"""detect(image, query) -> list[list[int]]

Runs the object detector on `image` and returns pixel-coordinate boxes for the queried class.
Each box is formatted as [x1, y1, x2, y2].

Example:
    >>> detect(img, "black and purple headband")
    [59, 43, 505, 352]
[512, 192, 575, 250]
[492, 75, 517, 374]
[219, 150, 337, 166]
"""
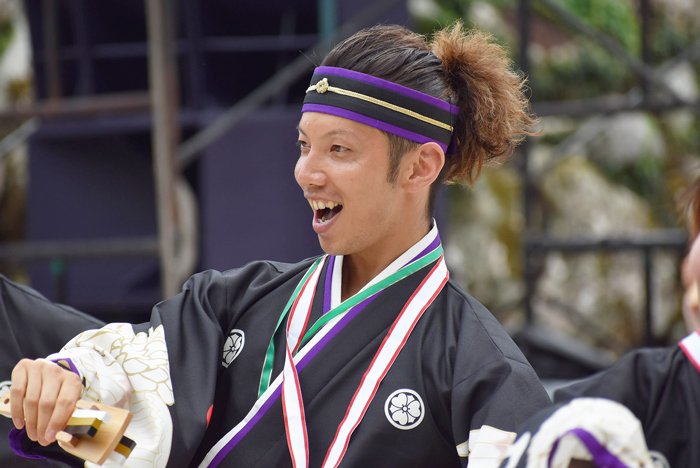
[302, 66, 459, 152]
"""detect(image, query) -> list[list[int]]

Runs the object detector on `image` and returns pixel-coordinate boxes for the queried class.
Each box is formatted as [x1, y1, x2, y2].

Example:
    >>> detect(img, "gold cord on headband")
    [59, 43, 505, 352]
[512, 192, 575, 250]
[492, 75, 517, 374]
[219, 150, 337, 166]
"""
[306, 78, 453, 132]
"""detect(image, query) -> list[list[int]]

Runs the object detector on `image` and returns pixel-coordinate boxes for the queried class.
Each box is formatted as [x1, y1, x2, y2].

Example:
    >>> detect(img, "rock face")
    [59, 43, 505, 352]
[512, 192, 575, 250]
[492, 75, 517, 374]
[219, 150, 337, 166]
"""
[446, 156, 685, 355]
[446, 165, 525, 323]
[536, 157, 680, 351]
[540, 157, 655, 236]
[588, 113, 666, 165]
[420, 0, 697, 361]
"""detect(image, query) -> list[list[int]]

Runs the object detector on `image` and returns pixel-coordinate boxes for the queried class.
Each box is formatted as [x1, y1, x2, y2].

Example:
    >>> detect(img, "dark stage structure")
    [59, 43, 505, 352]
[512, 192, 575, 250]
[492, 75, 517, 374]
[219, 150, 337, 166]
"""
[9, 0, 410, 322]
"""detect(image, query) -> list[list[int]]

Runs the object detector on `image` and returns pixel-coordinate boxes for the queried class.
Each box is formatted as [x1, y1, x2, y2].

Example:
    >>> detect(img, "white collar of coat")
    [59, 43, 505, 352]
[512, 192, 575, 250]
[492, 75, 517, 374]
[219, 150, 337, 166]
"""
[330, 222, 439, 311]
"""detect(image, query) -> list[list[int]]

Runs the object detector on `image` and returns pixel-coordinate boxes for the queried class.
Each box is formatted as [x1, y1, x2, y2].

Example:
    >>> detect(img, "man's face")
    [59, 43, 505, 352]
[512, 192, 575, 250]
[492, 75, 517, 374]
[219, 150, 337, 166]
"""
[294, 112, 406, 257]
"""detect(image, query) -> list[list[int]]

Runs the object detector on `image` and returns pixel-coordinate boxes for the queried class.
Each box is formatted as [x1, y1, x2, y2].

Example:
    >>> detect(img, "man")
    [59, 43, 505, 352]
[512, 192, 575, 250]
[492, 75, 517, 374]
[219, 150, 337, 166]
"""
[9, 23, 550, 468]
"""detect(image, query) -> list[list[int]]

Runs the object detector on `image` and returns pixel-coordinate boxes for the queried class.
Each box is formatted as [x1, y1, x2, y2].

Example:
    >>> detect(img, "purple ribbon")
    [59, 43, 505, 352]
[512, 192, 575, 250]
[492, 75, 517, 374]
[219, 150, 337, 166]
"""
[323, 255, 336, 315]
[547, 428, 632, 468]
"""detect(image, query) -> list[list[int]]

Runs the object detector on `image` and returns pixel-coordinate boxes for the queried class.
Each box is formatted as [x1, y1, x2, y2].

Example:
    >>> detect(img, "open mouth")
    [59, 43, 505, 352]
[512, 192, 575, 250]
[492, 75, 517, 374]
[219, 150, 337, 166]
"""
[310, 200, 344, 224]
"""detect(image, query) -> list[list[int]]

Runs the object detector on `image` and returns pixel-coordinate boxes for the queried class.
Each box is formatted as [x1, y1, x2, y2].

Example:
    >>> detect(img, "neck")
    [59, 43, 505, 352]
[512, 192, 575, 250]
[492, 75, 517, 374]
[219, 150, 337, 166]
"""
[340, 219, 431, 302]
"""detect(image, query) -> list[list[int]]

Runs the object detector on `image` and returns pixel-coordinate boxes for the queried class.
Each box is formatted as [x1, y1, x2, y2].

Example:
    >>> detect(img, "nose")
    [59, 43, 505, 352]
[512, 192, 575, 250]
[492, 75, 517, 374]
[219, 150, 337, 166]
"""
[295, 148, 326, 190]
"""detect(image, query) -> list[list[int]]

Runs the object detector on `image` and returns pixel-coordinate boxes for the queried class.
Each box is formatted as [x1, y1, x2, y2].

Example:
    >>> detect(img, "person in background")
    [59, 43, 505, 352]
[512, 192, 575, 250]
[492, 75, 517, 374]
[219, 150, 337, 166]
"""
[680, 177, 700, 332]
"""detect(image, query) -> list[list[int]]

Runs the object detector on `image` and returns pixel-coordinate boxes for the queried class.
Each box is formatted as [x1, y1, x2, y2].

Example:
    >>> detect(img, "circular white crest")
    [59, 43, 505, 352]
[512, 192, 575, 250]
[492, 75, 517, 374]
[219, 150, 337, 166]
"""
[384, 388, 424, 430]
[222, 329, 245, 368]
[0, 380, 11, 395]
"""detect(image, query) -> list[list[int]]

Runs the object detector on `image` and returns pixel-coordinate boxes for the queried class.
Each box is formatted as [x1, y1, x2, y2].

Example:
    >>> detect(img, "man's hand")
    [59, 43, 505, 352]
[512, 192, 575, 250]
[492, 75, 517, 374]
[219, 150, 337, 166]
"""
[10, 359, 82, 446]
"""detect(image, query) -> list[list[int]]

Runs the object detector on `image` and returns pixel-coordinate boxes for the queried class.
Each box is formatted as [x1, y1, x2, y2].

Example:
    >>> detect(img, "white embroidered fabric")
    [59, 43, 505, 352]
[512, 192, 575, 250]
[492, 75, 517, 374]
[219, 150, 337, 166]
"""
[465, 425, 517, 468]
[48, 323, 174, 468]
[521, 398, 653, 468]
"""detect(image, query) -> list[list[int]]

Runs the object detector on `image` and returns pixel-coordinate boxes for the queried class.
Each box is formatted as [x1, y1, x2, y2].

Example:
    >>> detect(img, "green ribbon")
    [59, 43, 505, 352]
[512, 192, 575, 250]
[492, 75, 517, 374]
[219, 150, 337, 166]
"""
[258, 256, 325, 397]
[257, 244, 443, 398]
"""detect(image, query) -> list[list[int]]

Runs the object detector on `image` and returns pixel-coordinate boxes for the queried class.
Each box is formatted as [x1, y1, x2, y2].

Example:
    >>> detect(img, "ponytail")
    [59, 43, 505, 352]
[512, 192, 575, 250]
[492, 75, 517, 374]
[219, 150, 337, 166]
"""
[431, 21, 538, 186]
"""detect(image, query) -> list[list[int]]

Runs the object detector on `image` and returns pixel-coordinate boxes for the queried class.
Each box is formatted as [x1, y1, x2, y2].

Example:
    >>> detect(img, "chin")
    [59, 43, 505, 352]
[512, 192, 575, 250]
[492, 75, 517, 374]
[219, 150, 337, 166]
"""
[317, 236, 349, 257]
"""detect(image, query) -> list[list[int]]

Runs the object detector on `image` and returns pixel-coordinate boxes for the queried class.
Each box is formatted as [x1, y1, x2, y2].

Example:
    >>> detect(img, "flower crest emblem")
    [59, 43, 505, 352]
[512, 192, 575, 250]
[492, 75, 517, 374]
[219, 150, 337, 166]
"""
[222, 329, 245, 368]
[384, 388, 424, 430]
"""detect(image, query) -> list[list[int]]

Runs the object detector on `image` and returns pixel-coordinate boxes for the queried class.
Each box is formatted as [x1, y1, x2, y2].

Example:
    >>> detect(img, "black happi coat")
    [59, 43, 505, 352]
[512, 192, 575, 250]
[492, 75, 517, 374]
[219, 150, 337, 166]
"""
[152, 258, 550, 468]
[554, 345, 700, 467]
[15, 258, 550, 467]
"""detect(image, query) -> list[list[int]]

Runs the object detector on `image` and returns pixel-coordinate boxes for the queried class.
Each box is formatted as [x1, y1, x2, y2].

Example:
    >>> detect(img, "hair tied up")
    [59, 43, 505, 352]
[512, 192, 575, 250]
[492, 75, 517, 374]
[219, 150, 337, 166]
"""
[431, 20, 538, 186]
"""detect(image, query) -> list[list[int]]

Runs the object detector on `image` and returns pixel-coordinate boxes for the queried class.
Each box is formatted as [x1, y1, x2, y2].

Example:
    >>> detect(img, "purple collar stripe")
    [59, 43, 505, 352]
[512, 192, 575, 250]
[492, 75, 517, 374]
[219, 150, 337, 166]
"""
[301, 103, 449, 152]
[207, 291, 381, 467]
[548, 428, 632, 468]
[408, 232, 441, 267]
[315, 67, 458, 115]
[323, 256, 336, 315]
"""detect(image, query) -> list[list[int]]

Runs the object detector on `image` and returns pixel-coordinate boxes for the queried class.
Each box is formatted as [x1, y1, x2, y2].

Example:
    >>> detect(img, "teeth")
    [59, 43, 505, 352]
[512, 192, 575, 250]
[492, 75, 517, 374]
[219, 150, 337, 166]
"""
[307, 200, 340, 211]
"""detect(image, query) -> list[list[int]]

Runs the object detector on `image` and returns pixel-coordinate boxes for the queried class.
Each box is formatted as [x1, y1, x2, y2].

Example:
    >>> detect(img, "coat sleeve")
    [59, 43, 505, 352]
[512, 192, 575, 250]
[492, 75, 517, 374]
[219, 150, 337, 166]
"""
[0, 274, 105, 468]
[13, 260, 307, 468]
[552, 348, 664, 423]
[0, 273, 104, 369]
[447, 290, 552, 468]
[26, 269, 231, 468]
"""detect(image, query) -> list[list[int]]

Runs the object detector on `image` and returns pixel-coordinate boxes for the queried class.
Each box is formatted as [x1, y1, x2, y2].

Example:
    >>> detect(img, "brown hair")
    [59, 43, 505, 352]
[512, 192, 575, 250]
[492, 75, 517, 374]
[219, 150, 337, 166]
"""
[321, 22, 537, 214]
[679, 177, 700, 240]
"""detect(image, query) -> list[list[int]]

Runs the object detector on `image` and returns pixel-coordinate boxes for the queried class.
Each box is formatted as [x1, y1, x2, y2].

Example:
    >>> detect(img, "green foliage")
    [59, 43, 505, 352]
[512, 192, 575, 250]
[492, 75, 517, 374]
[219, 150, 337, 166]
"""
[0, 19, 13, 59]
[413, 0, 467, 36]
[531, 40, 635, 100]
[648, 14, 696, 65]
[542, 0, 640, 54]
[598, 153, 678, 227]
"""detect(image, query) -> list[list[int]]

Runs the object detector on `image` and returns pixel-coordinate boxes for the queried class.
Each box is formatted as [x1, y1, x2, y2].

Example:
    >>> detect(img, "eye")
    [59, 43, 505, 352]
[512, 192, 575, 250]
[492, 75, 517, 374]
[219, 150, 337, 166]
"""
[296, 140, 310, 153]
[331, 145, 347, 153]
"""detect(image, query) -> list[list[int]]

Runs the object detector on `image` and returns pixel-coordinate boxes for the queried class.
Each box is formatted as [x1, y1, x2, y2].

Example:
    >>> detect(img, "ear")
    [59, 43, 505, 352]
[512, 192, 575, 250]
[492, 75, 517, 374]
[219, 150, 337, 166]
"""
[400, 142, 445, 193]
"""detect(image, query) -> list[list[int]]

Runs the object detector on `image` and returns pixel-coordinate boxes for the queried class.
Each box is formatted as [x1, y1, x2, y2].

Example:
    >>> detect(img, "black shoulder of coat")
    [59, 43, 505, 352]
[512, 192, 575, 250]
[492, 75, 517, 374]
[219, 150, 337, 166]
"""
[0, 273, 104, 327]
[178, 257, 321, 312]
[442, 278, 532, 367]
[553, 345, 689, 422]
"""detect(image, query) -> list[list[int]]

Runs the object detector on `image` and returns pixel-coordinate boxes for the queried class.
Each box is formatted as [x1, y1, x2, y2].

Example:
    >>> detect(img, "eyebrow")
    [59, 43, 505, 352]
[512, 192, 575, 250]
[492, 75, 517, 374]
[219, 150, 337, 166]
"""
[296, 125, 360, 140]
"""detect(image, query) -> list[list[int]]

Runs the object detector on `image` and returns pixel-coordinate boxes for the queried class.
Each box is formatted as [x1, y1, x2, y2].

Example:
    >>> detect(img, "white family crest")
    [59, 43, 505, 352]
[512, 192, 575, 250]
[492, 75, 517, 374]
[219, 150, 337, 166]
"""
[222, 329, 245, 368]
[384, 388, 424, 430]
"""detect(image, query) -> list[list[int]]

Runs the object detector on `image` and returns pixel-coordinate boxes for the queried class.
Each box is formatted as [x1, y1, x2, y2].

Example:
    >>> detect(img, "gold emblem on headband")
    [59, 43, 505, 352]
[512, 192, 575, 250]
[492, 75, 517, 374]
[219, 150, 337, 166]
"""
[316, 78, 329, 94]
